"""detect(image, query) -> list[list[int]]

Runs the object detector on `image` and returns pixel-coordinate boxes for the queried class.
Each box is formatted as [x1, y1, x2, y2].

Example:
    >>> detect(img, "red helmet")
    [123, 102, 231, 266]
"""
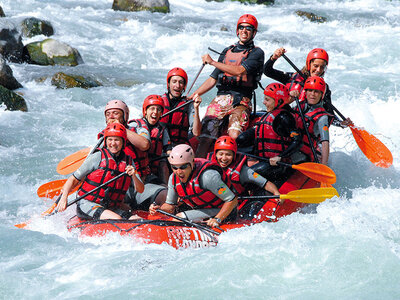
[142, 94, 164, 116]
[105, 99, 129, 124]
[306, 48, 329, 71]
[167, 67, 188, 90]
[237, 14, 258, 31]
[104, 122, 127, 147]
[264, 83, 290, 108]
[214, 135, 237, 155]
[304, 76, 326, 99]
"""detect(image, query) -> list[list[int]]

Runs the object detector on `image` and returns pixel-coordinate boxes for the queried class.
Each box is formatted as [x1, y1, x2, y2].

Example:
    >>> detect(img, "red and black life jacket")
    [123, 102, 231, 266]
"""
[144, 118, 169, 174]
[219, 45, 259, 89]
[254, 109, 292, 158]
[295, 102, 333, 162]
[160, 93, 190, 145]
[172, 158, 230, 209]
[77, 148, 132, 208]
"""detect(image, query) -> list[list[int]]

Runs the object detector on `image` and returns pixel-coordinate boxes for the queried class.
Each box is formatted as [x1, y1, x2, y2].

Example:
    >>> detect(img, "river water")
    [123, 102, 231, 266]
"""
[1, 0, 400, 298]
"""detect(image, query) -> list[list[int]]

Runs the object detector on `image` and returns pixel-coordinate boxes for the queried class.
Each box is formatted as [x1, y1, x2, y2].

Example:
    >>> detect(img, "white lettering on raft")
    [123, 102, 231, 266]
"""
[166, 227, 218, 248]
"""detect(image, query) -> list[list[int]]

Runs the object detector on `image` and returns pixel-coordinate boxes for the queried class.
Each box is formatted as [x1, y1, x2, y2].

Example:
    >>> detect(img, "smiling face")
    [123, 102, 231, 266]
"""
[306, 89, 323, 105]
[309, 58, 327, 77]
[215, 149, 234, 168]
[237, 22, 255, 44]
[106, 136, 124, 155]
[168, 75, 185, 98]
[105, 108, 124, 125]
[145, 105, 163, 125]
[171, 163, 193, 183]
[263, 95, 276, 112]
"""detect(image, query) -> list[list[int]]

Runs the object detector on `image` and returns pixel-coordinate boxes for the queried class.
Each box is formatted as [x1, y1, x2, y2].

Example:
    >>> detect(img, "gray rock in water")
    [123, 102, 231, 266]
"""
[51, 72, 102, 89]
[0, 6, 5, 17]
[296, 10, 327, 23]
[112, 0, 170, 13]
[21, 17, 54, 38]
[23, 38, 84, 66]
[0, 85, 27, 111]
[0, 20, 24, 63]
[205, 0, 274, 4]
[0, 56, 22, 90]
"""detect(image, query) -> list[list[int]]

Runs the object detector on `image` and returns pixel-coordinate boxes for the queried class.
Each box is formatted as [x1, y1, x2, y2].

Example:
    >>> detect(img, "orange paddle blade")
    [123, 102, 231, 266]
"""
[350, 126, 393, 168]
[281, 187, 339, 204]
[56, 147, 91, 175]
[292, 162, 336, 184]
[37, 179, 79, 199]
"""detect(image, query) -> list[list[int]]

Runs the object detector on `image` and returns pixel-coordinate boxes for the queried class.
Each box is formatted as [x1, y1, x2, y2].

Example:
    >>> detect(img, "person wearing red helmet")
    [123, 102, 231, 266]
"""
[57, 123, 144, 220]
[236, 83, 304, 184]
[263, 47, 335, 111]
[149, 144, 238, 228]
[191, 14, 264, 158]
[294, 76, 333, 165]
[210, 136, 280, 197]
[160, 67, 202, 146]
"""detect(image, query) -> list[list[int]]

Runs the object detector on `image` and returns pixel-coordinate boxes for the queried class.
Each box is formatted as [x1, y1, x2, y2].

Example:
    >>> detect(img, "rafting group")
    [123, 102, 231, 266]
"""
[16, 14, 393, 240]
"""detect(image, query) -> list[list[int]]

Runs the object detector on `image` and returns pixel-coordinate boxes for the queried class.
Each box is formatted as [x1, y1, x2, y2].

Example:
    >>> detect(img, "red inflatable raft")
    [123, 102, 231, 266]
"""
[67, 171, 320, 249]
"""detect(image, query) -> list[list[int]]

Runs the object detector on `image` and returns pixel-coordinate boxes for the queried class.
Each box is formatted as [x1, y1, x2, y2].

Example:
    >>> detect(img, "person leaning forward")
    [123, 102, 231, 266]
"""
[190, 14, 264, 158]
[57, 123, 144, 220]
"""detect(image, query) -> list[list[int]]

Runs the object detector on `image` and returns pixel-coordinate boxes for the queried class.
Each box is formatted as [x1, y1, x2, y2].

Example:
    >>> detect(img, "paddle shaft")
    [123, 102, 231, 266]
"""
[160, 63, 205, 119]
[156, 209, 221, 236]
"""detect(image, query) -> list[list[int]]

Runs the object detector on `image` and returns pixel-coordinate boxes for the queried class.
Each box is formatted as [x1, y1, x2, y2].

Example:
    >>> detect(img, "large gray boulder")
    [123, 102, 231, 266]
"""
[112, 0, 170, 13]
[23, 38, 83, 66]
[0, 57, 22, 90]
[0, 6, 5, 17]
[0, 85, 27, 111]
[0, 20, 24, 63]
[21, 17, 54, 38]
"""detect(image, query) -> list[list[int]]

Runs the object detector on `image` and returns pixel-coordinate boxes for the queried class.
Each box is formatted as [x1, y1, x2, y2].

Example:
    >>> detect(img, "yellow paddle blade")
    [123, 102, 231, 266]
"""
[292, 162, 336, 184]
[56, 147, 91, 175]
[350, 125, 393, 168]
[37, 179, 79, 199]
[280, 187, 339, 204]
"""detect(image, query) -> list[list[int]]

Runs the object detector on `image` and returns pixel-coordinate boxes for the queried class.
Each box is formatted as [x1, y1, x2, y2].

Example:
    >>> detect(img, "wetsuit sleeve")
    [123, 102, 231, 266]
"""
[165, 174, 179, 205]
[129, 122, 151, 141]
[239, 165, 268, 188]
[263, 56, 293, 84]
[314, 115, 330, 142]
[236, 127, 256, 148]
[241, 47, 264, 75]
[72, 151, 101, 181]
[199, 169, 236, 202]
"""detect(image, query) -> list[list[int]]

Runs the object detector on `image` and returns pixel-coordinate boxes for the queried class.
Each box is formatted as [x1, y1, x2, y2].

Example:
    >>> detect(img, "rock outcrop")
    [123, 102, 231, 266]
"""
[0, 20, 24, 62]
[21, 17, 54, 38]
[51, 72, 102, 89]
[112, 0, 170, 13]
[0, 85, 27, 111]
[0, 57, 22, 90]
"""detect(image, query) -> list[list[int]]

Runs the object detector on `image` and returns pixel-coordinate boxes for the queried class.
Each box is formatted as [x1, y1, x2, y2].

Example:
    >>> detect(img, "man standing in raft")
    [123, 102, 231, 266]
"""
[191, 14, 264, 157]
[57, 123, 144, 220]
[149, 144, 238, 228]
[160, 67, 202, 146]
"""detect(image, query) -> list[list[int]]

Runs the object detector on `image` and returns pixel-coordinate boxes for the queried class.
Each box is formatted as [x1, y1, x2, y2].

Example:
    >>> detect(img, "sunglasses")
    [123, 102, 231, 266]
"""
[171, 163, 191, 171]
[238, 25, 254, 31]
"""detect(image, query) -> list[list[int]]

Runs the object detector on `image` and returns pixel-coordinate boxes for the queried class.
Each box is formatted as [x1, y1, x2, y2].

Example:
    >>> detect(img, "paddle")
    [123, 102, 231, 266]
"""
[156, 209, 221, 236]
[238, 187, 339, 204]
[160, 63, 205, 119]
[57, 137, 104, 175]
[281, 54, 393, 168]
[37, 179, 80, 199]
[15, 171, 128, 229]
[238, 152, 336, 184]
[331, 104, 393, 168]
